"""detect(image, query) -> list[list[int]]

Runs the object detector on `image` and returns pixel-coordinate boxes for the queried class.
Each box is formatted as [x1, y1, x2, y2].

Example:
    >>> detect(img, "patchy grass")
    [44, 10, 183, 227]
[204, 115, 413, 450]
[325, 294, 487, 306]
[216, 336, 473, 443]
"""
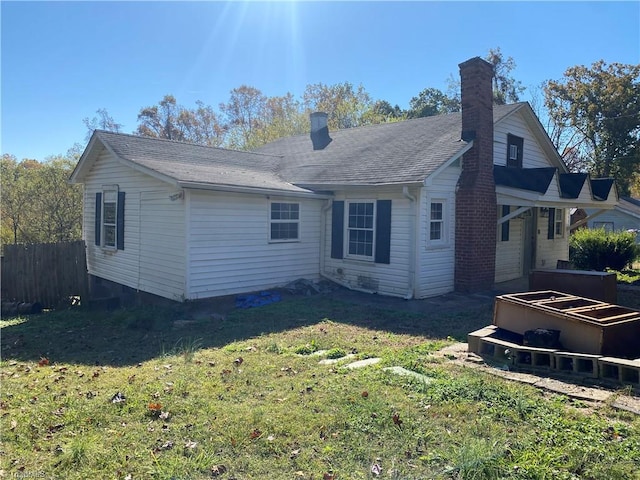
[1, 294, 639, 479]
[614, 268, 640, 285]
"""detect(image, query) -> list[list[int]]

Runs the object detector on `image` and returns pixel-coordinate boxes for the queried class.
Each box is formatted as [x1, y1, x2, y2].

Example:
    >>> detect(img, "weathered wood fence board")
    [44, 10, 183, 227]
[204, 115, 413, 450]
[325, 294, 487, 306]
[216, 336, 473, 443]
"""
[1, 241, 89, 308]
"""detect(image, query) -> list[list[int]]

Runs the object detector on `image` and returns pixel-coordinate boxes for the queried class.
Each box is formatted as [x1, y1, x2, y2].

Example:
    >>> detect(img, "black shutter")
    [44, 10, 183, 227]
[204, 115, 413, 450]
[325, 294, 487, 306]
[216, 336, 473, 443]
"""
[331, 201, 344, 259]
[375, 200, 392, 264]
[95, 192, 102, 246]
[501, 205, 510, 242]
[547, 208, 555, 240]
[117, 192, 125, 250]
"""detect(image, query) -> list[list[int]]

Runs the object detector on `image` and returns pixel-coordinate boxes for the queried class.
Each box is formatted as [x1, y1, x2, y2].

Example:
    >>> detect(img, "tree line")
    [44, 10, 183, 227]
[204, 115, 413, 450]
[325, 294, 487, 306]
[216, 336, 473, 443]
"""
[2, 48, 638, 245]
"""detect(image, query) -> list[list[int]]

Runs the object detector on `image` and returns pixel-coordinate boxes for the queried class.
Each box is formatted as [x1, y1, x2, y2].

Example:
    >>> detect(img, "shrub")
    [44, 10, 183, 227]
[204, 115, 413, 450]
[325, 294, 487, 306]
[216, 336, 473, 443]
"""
[570, 228, 639, 271]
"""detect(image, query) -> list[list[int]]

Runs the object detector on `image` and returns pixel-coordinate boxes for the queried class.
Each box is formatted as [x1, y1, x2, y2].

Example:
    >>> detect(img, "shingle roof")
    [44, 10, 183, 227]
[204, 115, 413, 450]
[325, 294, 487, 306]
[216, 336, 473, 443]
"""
[559, 173, 589, 199]
[93, 131, 311, 194]
[255, 103, 525, 186]
[80, 103, 527, 191]
[494, 165, 557, 193]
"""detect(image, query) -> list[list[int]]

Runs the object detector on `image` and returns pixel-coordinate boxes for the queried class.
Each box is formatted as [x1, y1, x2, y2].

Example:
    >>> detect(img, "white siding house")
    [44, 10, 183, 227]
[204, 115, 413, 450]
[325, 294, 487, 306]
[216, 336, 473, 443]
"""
[71, 57, 618, 302]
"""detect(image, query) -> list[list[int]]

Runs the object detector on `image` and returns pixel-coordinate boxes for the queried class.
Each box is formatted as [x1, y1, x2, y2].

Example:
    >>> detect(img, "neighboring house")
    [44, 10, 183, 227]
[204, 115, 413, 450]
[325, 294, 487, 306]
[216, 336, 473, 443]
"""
[584, 197, 640, 242]
[70, 57, 617, 302]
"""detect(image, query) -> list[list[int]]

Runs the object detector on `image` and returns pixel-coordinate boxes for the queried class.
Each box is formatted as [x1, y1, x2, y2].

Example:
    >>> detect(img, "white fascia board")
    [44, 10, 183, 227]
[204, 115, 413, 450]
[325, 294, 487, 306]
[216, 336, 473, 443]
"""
[69, 134, 102, 183]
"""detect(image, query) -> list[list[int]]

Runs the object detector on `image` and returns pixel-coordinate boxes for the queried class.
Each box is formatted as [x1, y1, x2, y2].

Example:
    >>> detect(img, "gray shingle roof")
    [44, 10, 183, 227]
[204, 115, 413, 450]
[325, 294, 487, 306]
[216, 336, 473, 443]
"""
[94, 130, 311, 194]
[256, 103, 524, 186]
[85, 103, 526, 191]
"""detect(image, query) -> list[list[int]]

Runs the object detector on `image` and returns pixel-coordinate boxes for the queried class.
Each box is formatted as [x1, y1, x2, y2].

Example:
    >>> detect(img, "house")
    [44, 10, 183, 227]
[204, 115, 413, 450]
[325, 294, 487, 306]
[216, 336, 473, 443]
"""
[583, 197, 640, 242]
[70, 57, 618, 302]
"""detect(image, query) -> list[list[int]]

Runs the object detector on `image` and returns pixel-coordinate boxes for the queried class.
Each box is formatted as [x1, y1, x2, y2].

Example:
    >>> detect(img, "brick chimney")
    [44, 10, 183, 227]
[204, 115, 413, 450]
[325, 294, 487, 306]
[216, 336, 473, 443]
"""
[310, 112, 331, 150]
[454, 57, 497, 292]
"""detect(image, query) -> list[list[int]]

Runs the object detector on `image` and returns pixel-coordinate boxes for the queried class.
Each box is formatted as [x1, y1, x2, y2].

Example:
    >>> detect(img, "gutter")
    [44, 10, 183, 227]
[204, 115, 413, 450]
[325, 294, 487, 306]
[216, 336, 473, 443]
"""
[177, 181, 332, 199]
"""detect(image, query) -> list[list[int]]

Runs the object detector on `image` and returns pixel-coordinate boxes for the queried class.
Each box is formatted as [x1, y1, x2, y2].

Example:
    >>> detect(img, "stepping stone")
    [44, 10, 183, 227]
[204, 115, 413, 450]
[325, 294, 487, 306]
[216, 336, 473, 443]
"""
[383, 366, 433, 384]
[345, 358, 381, 369]
[318, 354, 356, 365]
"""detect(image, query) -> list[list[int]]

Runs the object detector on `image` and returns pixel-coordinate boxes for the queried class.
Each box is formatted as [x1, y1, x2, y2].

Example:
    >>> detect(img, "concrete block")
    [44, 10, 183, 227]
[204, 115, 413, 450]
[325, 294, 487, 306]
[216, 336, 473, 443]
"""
[553, 351, 601, 378]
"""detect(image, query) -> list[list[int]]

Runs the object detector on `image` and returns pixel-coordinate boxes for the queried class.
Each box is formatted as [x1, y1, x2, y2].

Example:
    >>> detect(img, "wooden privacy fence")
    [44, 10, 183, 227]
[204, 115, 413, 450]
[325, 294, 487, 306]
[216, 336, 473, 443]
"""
[1, 240, 89, 308]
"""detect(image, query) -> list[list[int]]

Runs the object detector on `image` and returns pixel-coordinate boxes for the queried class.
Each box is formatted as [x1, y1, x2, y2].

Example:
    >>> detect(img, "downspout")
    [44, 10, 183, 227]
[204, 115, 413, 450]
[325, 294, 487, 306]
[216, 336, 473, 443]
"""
[319, 198, 333, 281]
[403, 186, 417, 300]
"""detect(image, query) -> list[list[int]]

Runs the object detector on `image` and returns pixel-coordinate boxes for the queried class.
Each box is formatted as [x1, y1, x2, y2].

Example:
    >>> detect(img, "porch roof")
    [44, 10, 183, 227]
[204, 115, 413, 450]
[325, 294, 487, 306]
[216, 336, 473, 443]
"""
[494, 165, 618, 210]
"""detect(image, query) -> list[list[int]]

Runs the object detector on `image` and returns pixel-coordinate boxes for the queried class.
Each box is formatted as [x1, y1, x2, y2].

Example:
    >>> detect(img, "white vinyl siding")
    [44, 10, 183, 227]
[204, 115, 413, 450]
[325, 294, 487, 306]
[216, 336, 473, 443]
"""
[495, 215, 524, 282]
[536, 208, 569, 268]
[188, 192, 322, 299]
[138, 191, 186, 300]
[494, 114, 551, 168]
[323, 188, 412, 298]
[417, 164, 459, 298]
[83, 149, 186, 299]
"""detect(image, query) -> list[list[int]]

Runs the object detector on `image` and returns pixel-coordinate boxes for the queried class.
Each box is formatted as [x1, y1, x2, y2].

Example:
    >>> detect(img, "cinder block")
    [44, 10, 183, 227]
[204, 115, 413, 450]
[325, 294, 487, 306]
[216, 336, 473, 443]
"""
[467, 325, 498, 354]
[511, 345, 558, 370]
[478, 337, 519, 363]
[553, 351, 601, 378]
[599, 357, 640, 386]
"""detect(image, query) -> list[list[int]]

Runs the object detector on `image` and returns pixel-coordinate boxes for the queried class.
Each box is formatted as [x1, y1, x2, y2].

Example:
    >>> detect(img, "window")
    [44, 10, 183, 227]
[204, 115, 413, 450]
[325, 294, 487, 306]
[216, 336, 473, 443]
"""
[95, 188, 125, 250]
[102, 190, 117, 247]
[331, 200, 391, 264]
[554, 208, 564, 238]
[547, 207, 564, 240]
[347, 202, 375, 257]
[506, 134, 524, 168]
[593, 221, 614, 233]
[270, 202, 299, 241]
[429, 202, 444, 241]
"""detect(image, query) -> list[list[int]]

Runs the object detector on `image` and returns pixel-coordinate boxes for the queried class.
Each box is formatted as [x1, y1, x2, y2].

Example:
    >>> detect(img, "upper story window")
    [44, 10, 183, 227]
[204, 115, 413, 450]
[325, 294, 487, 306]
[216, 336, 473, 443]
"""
[506, 134, 524, 168]
[270, 202, 299, 241]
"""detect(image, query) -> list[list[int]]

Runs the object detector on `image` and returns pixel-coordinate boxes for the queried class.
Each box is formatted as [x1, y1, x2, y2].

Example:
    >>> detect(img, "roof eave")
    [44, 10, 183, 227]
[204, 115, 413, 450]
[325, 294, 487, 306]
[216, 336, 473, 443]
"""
[177, 181, 330, 199]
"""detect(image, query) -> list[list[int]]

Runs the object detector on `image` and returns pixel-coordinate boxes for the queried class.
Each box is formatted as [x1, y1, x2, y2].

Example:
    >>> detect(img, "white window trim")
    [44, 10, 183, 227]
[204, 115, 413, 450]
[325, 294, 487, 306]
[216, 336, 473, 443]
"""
[268, 201, 300, 243]
[426, 197, 448, 248]
[344, 200, 376, 261]
[593, 221, 614, 232]
[101, 185, 119, 250]
[554, 208, 565, 239]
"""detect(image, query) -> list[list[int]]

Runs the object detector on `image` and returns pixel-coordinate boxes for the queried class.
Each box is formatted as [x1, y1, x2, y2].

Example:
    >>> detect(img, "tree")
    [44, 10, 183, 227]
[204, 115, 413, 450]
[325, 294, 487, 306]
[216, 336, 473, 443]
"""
[544, 61, 640, 195]
[446, 47, 525, 106]
[406, 87, 459, 118]
[136, 95, 185, 141]
[136, 95, 225, 146]
[83, 108, 122, 141]
[303, 82, 373, 130]
[255, 93, 308, 146]
[486, 47, 525, 105]
[1, 153, 82, 244]
[219, 86, 267, 150]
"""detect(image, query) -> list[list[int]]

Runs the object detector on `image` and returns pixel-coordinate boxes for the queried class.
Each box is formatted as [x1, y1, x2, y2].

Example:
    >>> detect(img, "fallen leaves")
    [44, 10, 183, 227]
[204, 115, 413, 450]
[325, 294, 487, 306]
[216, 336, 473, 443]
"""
[392, 412, 403, 427]
[111, 392, 126, 404]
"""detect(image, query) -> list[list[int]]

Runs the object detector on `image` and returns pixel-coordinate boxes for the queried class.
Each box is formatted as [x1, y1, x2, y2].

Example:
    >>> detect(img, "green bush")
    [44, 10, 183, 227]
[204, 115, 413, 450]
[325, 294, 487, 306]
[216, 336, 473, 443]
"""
[569, 228, 639, 271]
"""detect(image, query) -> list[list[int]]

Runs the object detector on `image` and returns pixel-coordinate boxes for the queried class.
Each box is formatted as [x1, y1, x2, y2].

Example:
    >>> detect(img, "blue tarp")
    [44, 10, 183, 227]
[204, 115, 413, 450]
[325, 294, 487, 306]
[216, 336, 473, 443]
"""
[235, 291, 282, 309]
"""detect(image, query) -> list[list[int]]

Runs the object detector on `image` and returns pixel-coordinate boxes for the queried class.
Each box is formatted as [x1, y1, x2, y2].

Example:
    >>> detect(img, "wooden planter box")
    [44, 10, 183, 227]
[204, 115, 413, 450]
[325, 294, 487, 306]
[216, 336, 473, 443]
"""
[493, 291, 640, 358]
[529, 269, 617, 303]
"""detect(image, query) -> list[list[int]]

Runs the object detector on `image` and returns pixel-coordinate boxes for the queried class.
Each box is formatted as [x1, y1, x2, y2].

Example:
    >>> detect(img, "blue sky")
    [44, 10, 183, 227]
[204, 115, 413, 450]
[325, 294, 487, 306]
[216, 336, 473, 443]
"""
[2, 1, 639, 162]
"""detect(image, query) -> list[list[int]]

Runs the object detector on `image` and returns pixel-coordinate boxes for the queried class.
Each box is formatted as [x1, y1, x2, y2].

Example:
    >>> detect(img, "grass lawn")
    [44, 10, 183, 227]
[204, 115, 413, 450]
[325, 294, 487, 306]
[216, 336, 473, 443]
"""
[1, 293, 639, 479]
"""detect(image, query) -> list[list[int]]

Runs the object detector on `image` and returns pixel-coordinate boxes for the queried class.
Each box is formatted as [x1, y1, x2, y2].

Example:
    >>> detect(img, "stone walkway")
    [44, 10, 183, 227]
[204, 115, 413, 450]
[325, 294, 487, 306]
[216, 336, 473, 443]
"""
[325, 343, 640, 415]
